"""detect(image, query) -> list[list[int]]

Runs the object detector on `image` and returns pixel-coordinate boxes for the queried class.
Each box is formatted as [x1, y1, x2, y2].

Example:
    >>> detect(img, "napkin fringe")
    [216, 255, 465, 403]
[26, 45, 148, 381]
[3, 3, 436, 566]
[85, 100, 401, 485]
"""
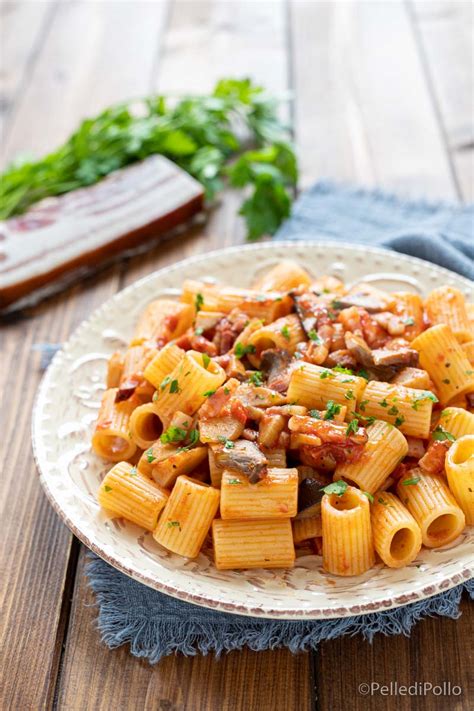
[87, 556, 473, 663]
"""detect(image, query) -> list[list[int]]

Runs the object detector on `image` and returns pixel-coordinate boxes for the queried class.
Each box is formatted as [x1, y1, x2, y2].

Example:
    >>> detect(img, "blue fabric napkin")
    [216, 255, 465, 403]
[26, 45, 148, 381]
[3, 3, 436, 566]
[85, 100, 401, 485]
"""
[38, 182, 474, 663]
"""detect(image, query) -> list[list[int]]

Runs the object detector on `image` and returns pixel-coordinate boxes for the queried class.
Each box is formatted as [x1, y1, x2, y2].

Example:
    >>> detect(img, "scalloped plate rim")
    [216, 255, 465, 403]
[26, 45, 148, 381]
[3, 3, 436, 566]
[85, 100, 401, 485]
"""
[32, 241, 474, 619]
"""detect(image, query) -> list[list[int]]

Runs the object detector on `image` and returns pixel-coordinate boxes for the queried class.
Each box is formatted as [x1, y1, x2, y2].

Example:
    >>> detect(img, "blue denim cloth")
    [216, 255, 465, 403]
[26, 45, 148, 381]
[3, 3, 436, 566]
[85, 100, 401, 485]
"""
[39, 182, 474, 662]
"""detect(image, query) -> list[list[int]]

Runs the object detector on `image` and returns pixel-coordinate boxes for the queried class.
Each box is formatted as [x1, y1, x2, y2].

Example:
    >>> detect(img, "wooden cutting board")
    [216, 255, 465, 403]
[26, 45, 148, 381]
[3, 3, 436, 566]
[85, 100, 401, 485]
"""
[0, 155, 204, 311]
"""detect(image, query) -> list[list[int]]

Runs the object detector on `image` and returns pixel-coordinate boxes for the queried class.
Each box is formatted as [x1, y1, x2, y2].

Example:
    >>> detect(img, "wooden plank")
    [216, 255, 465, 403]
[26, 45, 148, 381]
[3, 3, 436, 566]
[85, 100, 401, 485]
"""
[0, 0, 55, 143]
[57, 3, 313, 709]
[409, 1, 473, 199]
[0, 3, 169, 709]
[316, 599, 473, 711]
[290, 0, 456, 199]
[1, 0, 169, 166]
[56, 548, 312, 711]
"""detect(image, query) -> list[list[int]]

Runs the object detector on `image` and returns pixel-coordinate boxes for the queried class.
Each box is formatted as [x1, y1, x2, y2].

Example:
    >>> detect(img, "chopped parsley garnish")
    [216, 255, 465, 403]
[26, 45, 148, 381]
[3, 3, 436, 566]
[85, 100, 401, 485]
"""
[412, 391, 438, 410]
[160, 426, 188, 444]
[319, 369, 334, 380]
[203, 389, 216, 397]
[357, 413, 376, 426]
[331, 299, 343, 310]
[394, 416, 405, 427]
[323, 400, 341, 421]
[177, 429, 200, 452]
[281, 325, 291, 341]
[218, 436, 235, 449]
[345, 419, 359, 436]
[333, 365, 354, 375]
[104, 485, 112, 492]
[249, 371, 263, 386]
[403, 317, 415, 326]
[146, 448, 156, 463]
[195, 327, 204, 336]
[432, 425, 456, 442]
[129, 467, 138, 477]
[227, 479, 241, 485]
[160, 375, 171, 391]
[223, 387, 230, 395]
[308, 329, 322, 344]
[202, 353, 211, 369]
[167, 521, 181, 529]
[388, 405, 399, 415]
[377, 497, 393, 507]
[169, 379, 180, 394]
[357, 369, 370, 380]
[379, 398, 389, 408]
[234, 342, 256, 359]
[467, 370, 474, 375]
[320, 480, 348, 496]
[402, 476, 421, 486]
[309, 409, 321, 419]
[195, 292, 204, 312]
[363, 491, 374, 503]
[344, 390, 355, 400]
[359, 399, 368, 412]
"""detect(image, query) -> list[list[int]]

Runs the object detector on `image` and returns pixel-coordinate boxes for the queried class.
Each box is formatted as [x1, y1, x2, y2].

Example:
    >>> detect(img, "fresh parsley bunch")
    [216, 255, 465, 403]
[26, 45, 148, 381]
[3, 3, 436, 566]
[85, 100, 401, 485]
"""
[0, 78, 297, 240]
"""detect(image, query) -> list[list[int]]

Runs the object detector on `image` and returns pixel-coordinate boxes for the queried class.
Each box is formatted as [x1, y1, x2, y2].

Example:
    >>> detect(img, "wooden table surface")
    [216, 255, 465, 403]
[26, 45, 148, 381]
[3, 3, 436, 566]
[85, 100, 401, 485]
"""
[1, 1, 472, 709]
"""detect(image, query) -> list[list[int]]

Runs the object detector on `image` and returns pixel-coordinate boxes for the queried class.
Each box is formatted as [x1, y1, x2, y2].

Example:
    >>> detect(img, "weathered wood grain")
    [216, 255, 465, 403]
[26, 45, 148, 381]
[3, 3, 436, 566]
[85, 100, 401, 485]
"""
[289, 0, 456, 199]
[316, 598, 473, 711]
[410, 0, 473, 199]
[1, 0, 169, 166]
[56, 548, 313, 711]
[0, 0, 55, 144]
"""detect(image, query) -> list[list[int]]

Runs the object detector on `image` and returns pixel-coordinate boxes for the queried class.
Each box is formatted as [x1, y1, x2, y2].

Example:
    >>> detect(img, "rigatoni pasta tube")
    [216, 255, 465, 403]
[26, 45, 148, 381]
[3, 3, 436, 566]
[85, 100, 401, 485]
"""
[437, 407, 474, 439]
[106, 351, 124, 388]
[220, 468, 298, 520]
[360, 381, 435, 438]
[462, 340, 474, 364]
[321, 486, 375, 576]
[131, 299, 193, 346]
[424, 286, 472, 343]
[390, 291, 424, 341]
[335, 420, 408, 494]
[120, 344, 157, 397]
[143, 343, 185, 389]
[129, 403, 164, 449]
[254, 260, 312, 291]
[153, 351, 226, 423]
[212, 519, 295, 570]
[411, 325, 474, 404]
[151, 446, 208, 489]
[287, 364, 366, 418]
[292, 515, 322, 544]
[247, 314, 305, 367]
[98, 462, 169, 530]
[371, 492, 422, 568]
[396, 470, 465, 548]
[181, 280, 293, 322]
[445, 435, 474, 525]
[92, 389, 137, 461]
[153, 476, 220, 558]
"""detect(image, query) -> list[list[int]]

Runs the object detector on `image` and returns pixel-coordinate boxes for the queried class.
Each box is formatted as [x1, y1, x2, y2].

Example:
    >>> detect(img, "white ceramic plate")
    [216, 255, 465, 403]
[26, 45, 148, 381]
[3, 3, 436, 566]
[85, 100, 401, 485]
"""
[32, 242, 474, 618]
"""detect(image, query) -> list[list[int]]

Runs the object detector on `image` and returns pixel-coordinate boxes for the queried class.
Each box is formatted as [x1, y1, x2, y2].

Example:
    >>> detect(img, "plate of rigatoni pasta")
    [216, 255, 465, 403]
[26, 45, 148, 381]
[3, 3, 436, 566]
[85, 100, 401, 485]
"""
[32, 242, 474, 618]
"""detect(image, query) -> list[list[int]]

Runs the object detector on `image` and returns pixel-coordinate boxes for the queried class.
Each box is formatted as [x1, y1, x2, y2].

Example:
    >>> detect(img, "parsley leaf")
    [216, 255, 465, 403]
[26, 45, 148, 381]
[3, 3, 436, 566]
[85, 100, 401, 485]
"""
[363, 491, 374, 503]
[218, 436, 235, 449]
[160, 426, 188, 444]
[234, 342, 256, 359]
[402, 476, 421, 486]
[308, 329, 322, 344]
[146, 448, 156, 463]
[345, 419, 359, 436]
[333, 365, 354, 375]
[323, 400, 341, 421]
[280, 325, 291, 341]
[432, 426, 456, 442]
[202, 353, 211, 369]
[169, 379, 180, 394]
[320, 480, 348, 496]
[195, 293, 204, 312]
[249, 371, 263, 386]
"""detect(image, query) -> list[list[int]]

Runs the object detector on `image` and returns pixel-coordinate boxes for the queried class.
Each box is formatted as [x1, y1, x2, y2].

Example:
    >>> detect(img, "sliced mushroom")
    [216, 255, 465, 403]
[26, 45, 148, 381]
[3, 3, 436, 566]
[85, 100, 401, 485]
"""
[337, 284, 395, 313]
[296, 477, 325, 519]
[213, 439, 268, 483]
[344, 332, 374, 368]
[371, 347, 419, 368]
[260, 348, 293, 392]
